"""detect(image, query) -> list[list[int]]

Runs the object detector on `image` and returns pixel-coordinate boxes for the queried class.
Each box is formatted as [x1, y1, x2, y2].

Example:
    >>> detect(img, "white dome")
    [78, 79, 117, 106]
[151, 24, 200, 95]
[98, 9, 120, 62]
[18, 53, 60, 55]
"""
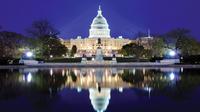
[89, 6, 111, 38]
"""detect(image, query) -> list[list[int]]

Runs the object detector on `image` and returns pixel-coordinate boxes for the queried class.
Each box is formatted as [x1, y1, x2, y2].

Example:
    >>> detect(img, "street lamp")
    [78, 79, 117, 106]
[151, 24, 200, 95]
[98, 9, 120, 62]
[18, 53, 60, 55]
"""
[169, 50, 176, 57]
[26, 51, 33, 58]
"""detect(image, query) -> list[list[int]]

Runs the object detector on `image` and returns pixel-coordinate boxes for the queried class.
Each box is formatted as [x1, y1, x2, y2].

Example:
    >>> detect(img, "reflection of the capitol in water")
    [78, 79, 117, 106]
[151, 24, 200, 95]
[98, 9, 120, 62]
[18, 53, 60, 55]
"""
[18, 67, 181, 112]
[89, 68, 112, 112]
[65, 68, 180, 112]
[71, 68, 122, 112]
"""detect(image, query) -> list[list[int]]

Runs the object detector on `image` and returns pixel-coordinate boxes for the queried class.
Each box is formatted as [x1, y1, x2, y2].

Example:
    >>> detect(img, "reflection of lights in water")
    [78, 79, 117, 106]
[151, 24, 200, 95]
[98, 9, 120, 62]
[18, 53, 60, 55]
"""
[119, 87, 123, 93]
[109, 77, 111, 82]
[66, 70, 69, 75]
[22, 75, 26, 81]
[102, 76, 105, 82]
[144, 87, 152, 99]
[133, 69, 136, 75]
[22, 72, 32, 83]
[77, 87, 82, 93]
[92, 69, 95, 73]
[50, 69, 53, 76]
[80, 76, 84, 85]
[115, 75, 118, 81]
[143, 68, 146, 75]
[62, 69, 65, 76]
[169, 72, 175, 80]
[27, 72, 32, 83]
[105, 69, 108, 76]
[144, 87, 152, 92]
[49, 88, 52, 97]
[74, 69, 78, 76]
[181, 67, 184, 73]
[95, 83, 98, 88]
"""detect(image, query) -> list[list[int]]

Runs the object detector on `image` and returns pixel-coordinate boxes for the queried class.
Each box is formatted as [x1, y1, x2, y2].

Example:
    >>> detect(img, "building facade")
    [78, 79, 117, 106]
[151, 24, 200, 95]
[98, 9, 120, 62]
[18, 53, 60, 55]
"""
[62, 6, 131, 57]
[61, 6, 153, 57]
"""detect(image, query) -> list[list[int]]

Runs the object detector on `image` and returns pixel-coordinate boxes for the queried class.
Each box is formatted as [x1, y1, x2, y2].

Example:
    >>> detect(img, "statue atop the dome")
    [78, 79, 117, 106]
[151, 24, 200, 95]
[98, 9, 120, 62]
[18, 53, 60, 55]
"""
[98, 5, 102, 15]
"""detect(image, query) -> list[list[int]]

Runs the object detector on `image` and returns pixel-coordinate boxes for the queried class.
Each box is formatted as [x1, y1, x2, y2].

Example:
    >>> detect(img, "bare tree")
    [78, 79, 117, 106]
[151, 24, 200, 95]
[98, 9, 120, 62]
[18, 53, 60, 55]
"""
[27, 19, 59, 38]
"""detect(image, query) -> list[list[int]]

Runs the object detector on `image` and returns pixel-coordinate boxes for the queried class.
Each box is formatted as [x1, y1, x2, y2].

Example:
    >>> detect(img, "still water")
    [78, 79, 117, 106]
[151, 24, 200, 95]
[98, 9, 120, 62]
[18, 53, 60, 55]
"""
[0, 67, 200, 112]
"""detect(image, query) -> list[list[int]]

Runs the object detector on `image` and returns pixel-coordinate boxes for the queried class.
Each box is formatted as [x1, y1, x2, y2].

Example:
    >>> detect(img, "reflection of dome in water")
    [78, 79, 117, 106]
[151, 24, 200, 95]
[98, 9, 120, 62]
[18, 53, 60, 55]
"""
[95, 68, 104, 83]
[89, 88, 111, 112]
[89, 6, 111, 38]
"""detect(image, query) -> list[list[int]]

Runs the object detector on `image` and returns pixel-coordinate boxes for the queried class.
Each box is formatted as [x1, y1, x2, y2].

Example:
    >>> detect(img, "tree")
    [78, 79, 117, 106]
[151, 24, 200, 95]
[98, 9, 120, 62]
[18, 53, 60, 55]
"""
[25, 37, 43, 58]
[165, 28, 200, 56]
[120, 43, 146, 60]
[176, 37, 200, 56]
[132, 44, 146, 59]
[48, 37, 68, 58]
[0, 31, 27, 59]
[151, 37, 165, 57]
[120, 43, 134, 56]
[36, 35, 68, 59]
[166, 28, 190, 39]
[71, 45, 77, 57]
[27, 19, 59, 38]
[26, 20, 68, 59]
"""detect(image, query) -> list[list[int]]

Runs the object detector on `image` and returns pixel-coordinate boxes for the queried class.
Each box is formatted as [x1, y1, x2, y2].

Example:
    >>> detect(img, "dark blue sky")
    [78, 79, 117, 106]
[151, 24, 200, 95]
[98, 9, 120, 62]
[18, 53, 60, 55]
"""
[0, 0, 200, 39]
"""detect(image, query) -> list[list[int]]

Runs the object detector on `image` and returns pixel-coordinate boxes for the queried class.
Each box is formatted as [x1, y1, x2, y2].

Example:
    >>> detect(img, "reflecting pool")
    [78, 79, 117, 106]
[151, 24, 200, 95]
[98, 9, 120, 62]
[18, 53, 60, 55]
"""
[0, 67, 200, 112]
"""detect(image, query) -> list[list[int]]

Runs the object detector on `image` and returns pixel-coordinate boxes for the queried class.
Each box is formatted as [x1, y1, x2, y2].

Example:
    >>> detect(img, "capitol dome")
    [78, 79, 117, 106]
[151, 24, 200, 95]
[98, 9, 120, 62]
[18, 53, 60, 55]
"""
[89, 6, 111, 38]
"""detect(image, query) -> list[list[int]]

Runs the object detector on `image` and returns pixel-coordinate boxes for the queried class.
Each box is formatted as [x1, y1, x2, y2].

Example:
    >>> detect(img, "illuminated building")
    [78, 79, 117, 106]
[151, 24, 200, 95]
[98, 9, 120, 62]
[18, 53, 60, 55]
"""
[61, 6, 131, 56]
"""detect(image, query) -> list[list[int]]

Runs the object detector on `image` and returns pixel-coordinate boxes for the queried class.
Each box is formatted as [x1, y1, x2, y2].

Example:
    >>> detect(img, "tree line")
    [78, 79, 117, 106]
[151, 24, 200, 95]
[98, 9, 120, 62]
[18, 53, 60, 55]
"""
[0, 20, 77, 60]
[120, 28, 200, 60]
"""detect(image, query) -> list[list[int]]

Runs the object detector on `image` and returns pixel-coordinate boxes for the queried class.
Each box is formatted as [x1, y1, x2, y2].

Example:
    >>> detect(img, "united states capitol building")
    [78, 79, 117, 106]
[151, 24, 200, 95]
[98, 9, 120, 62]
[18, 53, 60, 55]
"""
[61, 6, 153, 57]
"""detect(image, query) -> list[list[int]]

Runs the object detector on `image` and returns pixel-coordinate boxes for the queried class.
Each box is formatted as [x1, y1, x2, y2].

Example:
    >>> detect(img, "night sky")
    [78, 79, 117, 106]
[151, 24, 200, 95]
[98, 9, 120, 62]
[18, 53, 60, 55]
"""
[0, 0, 200, 39]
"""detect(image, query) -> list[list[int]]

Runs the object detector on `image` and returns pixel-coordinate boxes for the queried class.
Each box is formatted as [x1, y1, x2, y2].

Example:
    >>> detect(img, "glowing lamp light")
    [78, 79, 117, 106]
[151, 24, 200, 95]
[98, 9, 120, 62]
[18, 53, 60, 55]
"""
[77, 87, 82, 93]
[92, 58, 95, 61]
[26, 52, 33, 57]
[169, 72, 175, 80]
[169, 50, 176, 57]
